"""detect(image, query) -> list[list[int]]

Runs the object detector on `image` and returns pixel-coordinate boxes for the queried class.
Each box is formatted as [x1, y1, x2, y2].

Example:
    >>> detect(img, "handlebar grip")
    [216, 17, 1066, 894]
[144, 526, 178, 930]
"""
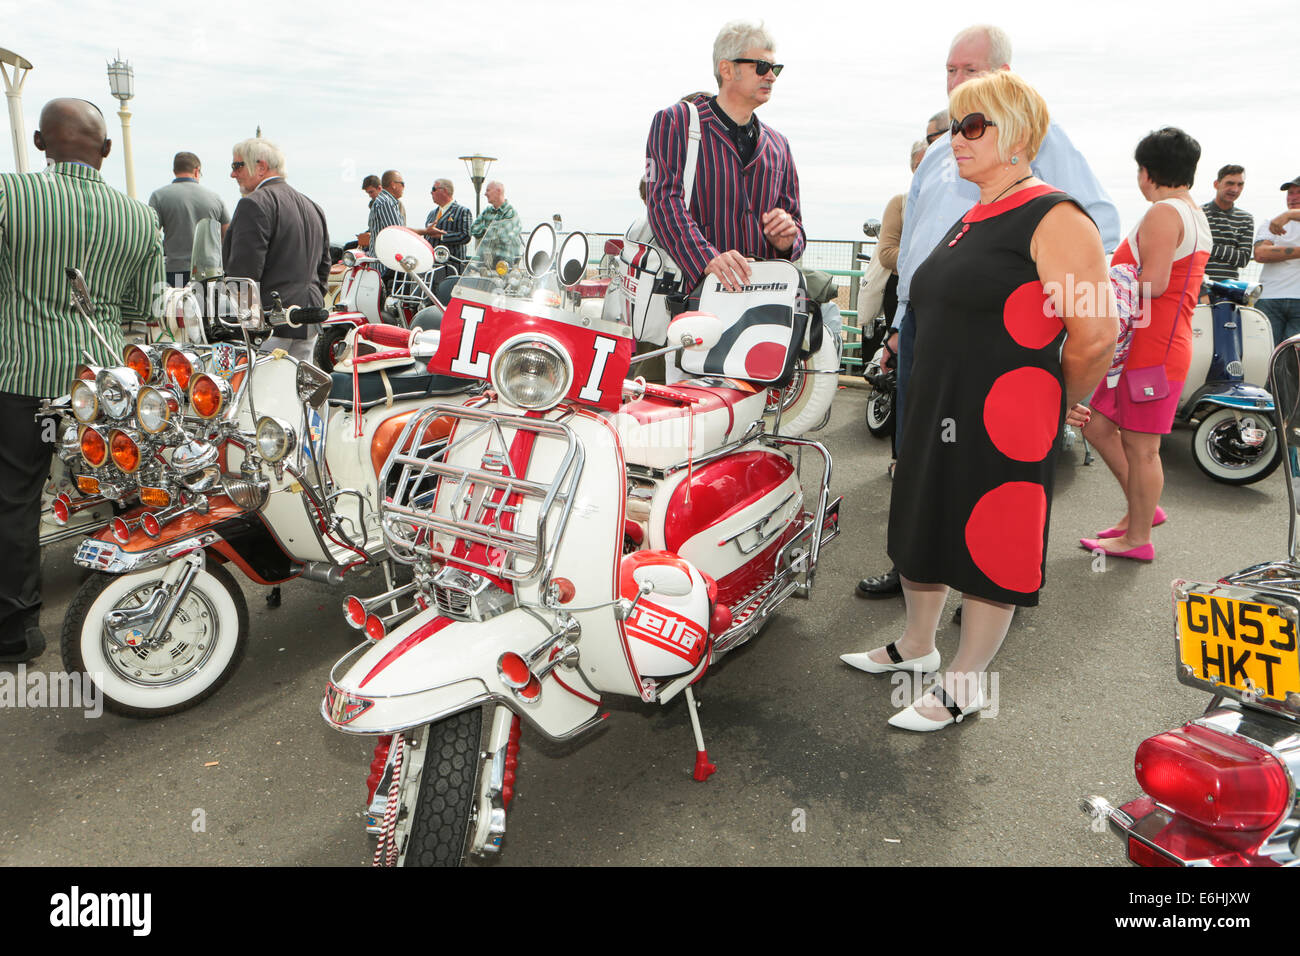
[288, 307, 330, 325]
[357, 324, 413, 348]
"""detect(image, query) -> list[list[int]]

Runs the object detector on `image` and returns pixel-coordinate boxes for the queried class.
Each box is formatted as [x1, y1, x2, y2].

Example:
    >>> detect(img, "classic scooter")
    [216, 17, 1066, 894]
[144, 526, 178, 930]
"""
[1081, 334, 1300, 866]
[1177, 279, 1279, 485]
[321, 223, 842, 866]
[54, 247, 477, 717]
[312, 228, 463, 372]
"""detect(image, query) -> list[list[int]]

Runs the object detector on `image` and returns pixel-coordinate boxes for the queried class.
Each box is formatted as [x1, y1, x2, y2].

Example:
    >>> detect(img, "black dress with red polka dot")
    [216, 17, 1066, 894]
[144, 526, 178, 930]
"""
[887, 185, 1093, 607]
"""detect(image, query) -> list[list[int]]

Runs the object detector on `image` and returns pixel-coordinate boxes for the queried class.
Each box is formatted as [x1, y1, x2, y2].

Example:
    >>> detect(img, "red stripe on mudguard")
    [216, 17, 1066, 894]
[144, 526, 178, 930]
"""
[359, 616, 454, 688]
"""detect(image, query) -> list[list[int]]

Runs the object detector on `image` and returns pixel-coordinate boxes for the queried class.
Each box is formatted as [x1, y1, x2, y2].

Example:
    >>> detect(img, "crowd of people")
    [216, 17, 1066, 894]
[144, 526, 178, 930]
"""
[1, 20, 1297, 746]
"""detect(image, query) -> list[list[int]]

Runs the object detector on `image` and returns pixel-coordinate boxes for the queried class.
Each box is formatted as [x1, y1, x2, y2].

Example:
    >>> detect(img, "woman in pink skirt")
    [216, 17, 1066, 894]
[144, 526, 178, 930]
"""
[1082, 128, 1210, 561]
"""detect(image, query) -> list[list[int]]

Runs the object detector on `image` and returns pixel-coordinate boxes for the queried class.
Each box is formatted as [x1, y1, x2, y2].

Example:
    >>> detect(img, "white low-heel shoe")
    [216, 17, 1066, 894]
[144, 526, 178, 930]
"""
[840, 642, 940, 675]
[888, 684, 987, 732]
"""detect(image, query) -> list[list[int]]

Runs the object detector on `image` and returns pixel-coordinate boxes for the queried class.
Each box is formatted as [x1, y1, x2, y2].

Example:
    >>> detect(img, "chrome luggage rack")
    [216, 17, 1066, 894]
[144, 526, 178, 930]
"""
[378, 404, 584, 583]
[388, 268, 441, 307]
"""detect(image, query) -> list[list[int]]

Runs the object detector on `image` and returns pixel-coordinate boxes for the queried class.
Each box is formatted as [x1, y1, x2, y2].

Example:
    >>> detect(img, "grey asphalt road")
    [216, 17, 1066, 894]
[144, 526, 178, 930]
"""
[0, 386, 1283, 867]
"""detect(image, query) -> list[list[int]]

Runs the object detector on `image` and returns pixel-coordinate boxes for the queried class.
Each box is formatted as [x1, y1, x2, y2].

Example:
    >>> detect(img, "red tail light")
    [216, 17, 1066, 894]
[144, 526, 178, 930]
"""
[1135, 724, 1291, 832]
[1127, 837, 1180, 867]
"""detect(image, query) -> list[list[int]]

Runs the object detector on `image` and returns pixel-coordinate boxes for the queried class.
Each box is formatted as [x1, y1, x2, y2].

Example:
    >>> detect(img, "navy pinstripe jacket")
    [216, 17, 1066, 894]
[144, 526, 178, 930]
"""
[645, 94, 805, 290]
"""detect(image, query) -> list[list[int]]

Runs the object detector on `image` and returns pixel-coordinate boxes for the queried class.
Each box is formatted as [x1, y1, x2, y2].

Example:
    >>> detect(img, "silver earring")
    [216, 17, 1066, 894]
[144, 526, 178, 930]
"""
[1010, 155, 1019, 165]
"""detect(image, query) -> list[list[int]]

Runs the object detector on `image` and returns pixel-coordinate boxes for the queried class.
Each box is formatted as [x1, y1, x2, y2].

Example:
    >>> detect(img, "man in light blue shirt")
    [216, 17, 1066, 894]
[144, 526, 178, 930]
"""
[855, 23, 1120, 600]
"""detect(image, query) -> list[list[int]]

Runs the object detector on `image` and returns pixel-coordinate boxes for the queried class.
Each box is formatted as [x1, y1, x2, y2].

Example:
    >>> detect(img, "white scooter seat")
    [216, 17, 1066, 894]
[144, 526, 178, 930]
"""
[612, 378, 768, 470]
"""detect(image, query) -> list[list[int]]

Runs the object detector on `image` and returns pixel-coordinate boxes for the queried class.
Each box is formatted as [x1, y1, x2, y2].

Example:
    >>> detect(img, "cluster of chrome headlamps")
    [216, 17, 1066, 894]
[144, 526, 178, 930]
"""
[60, 343, 241, 540]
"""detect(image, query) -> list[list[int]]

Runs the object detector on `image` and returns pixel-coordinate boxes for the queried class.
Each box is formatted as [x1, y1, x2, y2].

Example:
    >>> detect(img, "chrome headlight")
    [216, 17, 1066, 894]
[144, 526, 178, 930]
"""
[342, 250, 358, 268]
[255, 416, 296, 463]
[137, 386, 177, 434]
[491, 335, 572, 411]
[70, 379, 100, 424]
[95, 368, 139, 419]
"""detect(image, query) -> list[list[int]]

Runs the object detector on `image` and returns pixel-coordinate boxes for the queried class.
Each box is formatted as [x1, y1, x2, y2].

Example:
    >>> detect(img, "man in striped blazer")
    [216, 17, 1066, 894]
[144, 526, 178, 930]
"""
[645, 19, 804, 297]
[0, 98, 164, 663]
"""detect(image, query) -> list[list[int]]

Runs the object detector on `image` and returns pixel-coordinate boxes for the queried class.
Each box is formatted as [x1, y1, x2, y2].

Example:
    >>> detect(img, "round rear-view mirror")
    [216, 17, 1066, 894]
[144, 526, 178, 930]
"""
[557, 231, 589, 288]
[525, 223, 556, 278]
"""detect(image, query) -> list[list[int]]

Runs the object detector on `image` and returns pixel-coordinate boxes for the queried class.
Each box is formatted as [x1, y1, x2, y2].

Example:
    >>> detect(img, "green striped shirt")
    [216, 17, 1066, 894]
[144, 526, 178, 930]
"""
[0, 162, 164, 397]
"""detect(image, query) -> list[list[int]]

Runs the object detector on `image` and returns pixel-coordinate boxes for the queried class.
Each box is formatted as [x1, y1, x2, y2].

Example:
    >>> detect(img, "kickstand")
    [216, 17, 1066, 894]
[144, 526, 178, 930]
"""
[266, 586, 282, 608]
[1081, 434, 1094, 466]
[684, 686, 716, 782]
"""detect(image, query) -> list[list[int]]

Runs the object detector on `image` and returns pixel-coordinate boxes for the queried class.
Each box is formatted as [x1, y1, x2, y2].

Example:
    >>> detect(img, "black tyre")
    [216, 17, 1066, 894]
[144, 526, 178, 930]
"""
[311, 325, 351, 372]
[401, 708, 484, 867]
[61, 560, 249, 718]
[1190, 408, 1281, 486]
[866, 390, 894, 438]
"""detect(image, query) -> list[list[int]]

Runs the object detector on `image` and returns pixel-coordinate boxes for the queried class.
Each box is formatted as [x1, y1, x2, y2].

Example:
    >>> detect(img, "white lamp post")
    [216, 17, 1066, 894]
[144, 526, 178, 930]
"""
[106, 53, 136, 198]
[0, 48, 33, 173]
[458, 153, 497, 215]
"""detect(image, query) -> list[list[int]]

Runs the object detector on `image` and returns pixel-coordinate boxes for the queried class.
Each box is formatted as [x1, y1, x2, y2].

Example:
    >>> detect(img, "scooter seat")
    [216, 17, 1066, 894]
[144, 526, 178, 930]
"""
[612, 378, 768, 470]
[327, 363, 469, 410]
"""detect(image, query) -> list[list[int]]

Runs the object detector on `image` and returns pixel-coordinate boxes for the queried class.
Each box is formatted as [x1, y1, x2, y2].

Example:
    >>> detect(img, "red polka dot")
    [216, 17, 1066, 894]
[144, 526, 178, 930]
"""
[744, 342, 786, 380]
[1003, 281, 1064, 350]
[965, 482, 1046, 593]
[984, 367, 1061, 462]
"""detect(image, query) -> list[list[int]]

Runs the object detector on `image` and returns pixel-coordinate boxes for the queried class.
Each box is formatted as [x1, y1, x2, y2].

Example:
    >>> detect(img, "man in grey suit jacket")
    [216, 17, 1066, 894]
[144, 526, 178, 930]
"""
[224, 137, 330, 356]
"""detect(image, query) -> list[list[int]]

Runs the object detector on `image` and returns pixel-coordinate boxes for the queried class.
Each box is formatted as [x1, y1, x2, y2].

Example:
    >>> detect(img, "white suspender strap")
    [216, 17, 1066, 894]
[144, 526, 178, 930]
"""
[682, 100, 701, 208]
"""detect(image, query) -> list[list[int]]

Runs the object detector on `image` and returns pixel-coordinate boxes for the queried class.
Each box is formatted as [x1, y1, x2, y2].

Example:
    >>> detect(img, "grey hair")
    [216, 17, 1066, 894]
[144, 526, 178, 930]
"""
[712, 19, 776, 85]
[485, 180, 504, 192]
[232, 137, 285, 175]
[910, 140, 928, 160]
[950, 24, 1012, 70]
[433, 177, 454, 194]
[928, 109, 950, 128]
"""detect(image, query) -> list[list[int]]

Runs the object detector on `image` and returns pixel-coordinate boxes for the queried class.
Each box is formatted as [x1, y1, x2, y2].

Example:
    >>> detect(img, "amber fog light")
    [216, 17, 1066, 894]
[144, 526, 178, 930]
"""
[109, 429, 141, 473]
[162, 348, 198, 392]
[79, 426, 108, 467]
[189, 373, 231, 419]
[76, 475, 101, 495]
[139, 486, 171, 509]
[123, 344, 159, 383]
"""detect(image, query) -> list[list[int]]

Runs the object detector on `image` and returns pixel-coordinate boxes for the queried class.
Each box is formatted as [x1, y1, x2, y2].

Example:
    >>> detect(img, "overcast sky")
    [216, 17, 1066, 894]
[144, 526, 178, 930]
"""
[3, 0, 1298, 249]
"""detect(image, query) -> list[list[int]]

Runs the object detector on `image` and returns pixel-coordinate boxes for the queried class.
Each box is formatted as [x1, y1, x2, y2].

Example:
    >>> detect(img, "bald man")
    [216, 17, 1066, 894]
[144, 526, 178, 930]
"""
[0, 98, 164, 663]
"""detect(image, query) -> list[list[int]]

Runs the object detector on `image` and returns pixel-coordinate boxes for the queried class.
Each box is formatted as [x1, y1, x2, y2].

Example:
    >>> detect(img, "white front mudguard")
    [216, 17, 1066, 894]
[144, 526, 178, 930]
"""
[322, 607, 602, 741]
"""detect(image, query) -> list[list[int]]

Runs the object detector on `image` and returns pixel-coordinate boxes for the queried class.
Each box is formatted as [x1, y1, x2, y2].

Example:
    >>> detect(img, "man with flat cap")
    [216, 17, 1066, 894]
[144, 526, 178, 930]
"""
[0, 97, 164, 663]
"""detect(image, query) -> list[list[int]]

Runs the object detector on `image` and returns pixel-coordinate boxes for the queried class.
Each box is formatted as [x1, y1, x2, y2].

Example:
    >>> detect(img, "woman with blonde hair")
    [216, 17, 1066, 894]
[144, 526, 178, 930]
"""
[843, 70, 1117, 730]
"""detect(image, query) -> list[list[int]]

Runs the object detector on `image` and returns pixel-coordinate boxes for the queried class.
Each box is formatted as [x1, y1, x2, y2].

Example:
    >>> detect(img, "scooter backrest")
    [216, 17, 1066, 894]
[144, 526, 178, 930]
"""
[675, 260, 809, 386]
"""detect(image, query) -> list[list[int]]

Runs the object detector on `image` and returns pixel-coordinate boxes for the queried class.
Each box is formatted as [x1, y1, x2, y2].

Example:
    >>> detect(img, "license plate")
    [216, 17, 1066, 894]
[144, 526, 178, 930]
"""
[1174, 582, 1300, 704]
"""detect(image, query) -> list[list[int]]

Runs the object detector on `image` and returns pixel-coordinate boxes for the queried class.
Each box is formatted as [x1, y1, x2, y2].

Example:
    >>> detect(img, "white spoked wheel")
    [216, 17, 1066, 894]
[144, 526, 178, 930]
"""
[61, 561, 248, 718]
[865, 388, 894, 438]
[1190, 407, 1282, 485]
[393, 708, 487, 867]
[763, 332, 839, 436]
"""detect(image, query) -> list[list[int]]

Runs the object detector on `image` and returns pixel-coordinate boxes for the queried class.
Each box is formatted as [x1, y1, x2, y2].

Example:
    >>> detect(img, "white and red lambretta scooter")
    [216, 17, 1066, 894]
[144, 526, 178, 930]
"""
[321, 224, 841, 865]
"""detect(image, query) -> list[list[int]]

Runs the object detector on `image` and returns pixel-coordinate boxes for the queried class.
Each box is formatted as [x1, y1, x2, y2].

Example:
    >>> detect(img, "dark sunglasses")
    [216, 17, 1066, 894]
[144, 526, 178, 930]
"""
[230, 161, 246, 171]
[925, 128, 945, 144]
[951, 113, 997, 140]
[732, 58, 784, 77]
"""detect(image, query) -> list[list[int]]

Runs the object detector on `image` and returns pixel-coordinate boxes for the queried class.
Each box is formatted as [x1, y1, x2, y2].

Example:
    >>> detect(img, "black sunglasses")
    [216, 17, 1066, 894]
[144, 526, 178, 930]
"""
[732, 58, 784, 77]
[951, 113, 997, 140]
[230, 161, 246, 171]
[925, 128, 945, 144]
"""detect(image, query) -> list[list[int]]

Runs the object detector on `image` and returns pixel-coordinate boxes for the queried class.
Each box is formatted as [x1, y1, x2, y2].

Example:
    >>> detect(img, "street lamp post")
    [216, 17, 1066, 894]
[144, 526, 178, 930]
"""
[106, 53, 136, 199]
[458, 153, 497, 215]
[0, 48, 33, 173]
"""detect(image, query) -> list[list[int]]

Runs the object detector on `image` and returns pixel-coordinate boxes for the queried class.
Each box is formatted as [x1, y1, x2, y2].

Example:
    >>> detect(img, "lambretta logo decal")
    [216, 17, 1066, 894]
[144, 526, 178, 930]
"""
[713, 282, 789, 293]
[49, 886, 151, 936]
[626, 607, 704, 658]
